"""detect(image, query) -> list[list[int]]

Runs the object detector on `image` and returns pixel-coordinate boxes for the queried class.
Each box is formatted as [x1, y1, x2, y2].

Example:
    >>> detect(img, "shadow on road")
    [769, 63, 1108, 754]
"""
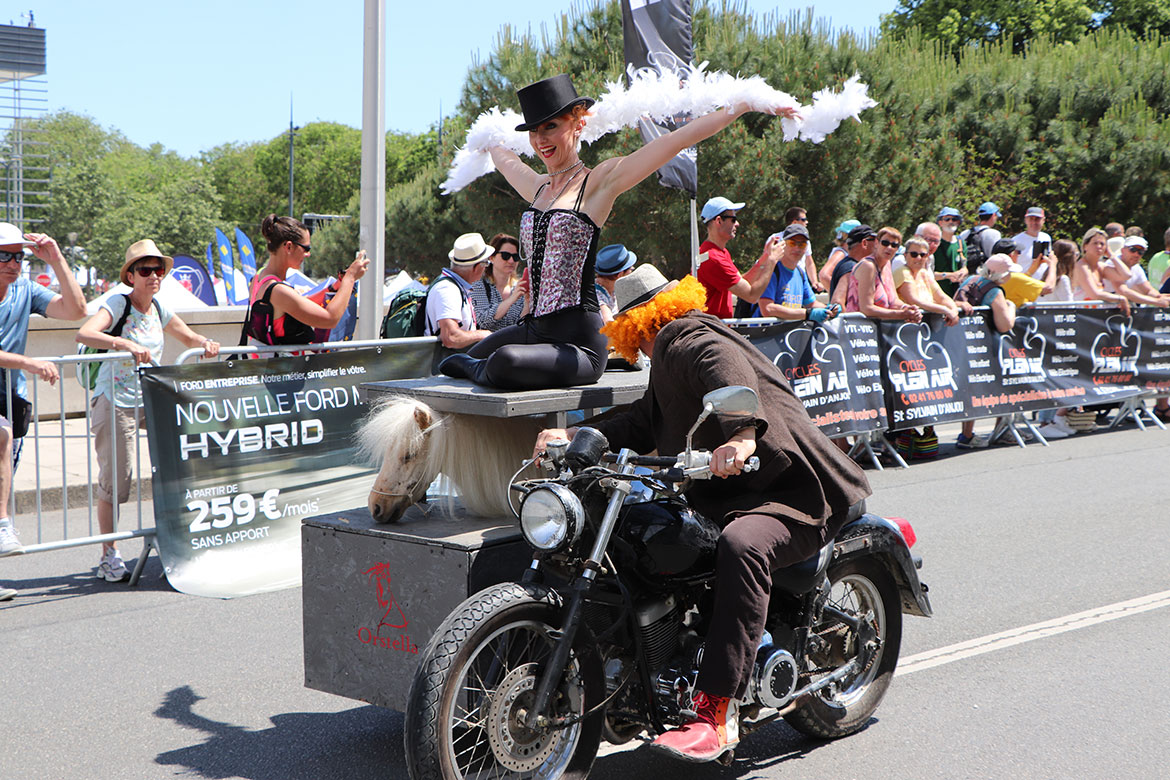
[154, 686, 404, 780]
[0, 555, 175, 609]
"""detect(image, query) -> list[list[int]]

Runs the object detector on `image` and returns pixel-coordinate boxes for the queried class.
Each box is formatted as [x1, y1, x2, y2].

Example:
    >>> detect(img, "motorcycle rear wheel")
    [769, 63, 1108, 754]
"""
[405, 583, 604, 780]
[784, 558, 902, 739]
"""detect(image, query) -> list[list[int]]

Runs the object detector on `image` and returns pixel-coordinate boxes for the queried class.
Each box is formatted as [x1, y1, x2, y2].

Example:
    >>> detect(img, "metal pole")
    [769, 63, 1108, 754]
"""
[357, 0, 386, 340]
[690, 198, 699, 278]
[288, 97, 295, 218]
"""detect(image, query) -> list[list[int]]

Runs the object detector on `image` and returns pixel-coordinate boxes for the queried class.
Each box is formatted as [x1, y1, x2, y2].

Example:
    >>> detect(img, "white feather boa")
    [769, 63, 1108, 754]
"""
[440, 66, 877, 194]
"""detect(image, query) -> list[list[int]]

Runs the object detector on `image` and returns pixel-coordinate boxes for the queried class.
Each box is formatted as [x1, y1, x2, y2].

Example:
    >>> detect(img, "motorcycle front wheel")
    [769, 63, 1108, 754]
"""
[784, 558, 902, 739]
[405, 583, 604, 780]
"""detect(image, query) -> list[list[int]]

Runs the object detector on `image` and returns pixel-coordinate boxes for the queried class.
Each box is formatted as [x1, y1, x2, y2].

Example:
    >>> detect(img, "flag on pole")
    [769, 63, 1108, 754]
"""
[621, 0, 697, 196]
[235, 227, 257, 285]
[205, 243, 216, 279]
[215, 228, 238, 304]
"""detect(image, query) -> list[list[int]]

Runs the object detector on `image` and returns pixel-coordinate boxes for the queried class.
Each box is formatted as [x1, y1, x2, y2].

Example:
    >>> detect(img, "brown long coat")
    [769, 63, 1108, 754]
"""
[593, 312, 871, 528]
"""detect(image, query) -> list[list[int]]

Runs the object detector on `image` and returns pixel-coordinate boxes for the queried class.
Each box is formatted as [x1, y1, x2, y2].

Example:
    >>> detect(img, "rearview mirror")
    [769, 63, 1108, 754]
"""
[701, 386, 758, 417]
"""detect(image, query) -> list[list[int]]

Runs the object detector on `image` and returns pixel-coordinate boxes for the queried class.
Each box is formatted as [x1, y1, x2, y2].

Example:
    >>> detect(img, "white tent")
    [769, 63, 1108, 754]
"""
[87, 275, 209, 314]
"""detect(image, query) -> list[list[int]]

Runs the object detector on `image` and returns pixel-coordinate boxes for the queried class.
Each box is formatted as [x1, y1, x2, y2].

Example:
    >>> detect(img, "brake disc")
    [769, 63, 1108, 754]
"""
[486, 662, 562, 772]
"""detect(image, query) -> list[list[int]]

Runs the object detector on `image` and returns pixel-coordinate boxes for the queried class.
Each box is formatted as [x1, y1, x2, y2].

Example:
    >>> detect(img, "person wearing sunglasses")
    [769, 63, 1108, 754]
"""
[76, 239, 221, 582]
[243, 214, 369, 348]
[0, 225, 87, 561]
[844, 227, 923, 323]
[893, 236, 969, 326]
[469, 232, 530, 332]
[755, 224, 839, 322]
[1100, 234, 1170, 308]
[695, 196, 780, 320]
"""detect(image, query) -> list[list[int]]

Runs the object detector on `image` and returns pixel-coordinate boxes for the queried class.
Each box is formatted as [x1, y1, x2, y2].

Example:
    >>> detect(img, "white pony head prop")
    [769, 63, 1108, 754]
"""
[358, 396, 540, 523]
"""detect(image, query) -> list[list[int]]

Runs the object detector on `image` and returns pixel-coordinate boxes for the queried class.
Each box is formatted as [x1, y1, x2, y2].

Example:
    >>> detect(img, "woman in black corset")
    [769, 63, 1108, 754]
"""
[439, 74, 797, 390]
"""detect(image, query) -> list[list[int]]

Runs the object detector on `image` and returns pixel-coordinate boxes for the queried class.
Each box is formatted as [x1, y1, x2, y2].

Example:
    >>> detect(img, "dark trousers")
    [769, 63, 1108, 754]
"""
[697, 505, 857, 700]
[467, 309, 606, 390]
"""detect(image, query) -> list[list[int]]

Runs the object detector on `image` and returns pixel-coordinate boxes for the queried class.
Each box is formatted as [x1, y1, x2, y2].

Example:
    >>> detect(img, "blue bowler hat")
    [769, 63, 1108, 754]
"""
[937, 206, 961, 220]
[596, 244, 637, 275]
[977, 201, 1001, 217]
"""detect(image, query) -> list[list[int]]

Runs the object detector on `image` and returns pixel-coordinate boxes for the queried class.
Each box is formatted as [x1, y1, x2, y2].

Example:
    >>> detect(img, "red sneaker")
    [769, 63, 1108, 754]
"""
[651, 691, 739, 762]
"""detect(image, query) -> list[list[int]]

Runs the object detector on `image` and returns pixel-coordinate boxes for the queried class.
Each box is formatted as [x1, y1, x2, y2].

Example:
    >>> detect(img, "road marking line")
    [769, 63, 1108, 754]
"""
[897, 588, 1170, 676]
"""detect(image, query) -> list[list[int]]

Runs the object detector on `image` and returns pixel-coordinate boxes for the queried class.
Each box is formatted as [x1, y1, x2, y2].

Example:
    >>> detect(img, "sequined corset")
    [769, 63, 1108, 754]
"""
[519, 173, 601, 318]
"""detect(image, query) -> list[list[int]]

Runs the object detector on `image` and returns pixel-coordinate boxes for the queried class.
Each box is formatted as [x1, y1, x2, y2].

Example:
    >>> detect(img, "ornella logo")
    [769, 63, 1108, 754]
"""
[1090, 315, 1140, 379]
[885, 323, 957, 396]
[997, 317, 1048, 383]
[357, 562, 417, 654]
[772, 326, 850, 400]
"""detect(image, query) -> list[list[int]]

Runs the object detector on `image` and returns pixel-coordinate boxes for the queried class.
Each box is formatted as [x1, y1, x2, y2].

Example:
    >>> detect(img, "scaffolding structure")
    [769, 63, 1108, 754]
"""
[1, 20, 49, 229]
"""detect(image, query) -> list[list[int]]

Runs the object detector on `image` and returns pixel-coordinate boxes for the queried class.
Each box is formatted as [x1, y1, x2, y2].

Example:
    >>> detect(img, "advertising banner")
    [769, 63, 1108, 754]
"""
[736, 316, 886, 437]
[140, 344, 436, 598]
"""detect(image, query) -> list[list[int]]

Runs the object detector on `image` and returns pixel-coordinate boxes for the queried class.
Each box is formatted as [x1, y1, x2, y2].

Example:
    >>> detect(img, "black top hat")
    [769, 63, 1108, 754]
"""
[514, 74, 595, 131]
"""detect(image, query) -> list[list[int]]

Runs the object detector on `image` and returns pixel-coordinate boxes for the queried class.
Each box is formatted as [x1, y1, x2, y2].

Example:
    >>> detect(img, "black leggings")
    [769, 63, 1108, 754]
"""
[467, 309, 607, 390]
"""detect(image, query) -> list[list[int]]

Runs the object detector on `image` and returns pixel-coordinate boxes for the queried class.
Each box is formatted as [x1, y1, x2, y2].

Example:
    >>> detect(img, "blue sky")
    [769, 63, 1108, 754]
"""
[4, 1, 892, 157]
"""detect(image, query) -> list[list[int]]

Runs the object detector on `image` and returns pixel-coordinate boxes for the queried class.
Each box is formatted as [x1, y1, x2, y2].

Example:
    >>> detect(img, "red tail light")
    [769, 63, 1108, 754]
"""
[887, 516, 916, 548]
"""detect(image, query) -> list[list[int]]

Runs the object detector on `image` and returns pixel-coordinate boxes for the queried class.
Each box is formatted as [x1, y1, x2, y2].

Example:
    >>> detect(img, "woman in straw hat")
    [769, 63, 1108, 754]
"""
[533, 264, 870, 763]
[76, 239, 221, 582]
[438, 73, 799, 390]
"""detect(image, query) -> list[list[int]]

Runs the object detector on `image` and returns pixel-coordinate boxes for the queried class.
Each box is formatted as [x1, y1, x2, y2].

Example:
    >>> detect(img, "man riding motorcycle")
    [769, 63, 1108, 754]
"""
[534, 265, 872, 763]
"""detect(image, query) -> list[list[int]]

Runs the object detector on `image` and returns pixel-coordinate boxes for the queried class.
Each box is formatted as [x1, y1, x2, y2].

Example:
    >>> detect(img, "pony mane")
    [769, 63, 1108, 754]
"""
[358, 395, 540, 519]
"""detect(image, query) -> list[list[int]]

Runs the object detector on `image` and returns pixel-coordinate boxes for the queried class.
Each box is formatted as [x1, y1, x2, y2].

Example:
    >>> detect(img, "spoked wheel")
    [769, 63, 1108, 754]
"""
[785, 558, 902, 739]
[406, 583, 603, 780]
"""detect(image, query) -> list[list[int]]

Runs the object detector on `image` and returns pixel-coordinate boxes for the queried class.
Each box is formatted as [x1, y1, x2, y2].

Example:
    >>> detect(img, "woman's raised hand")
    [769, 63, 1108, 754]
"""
[345, 250, 370, 280]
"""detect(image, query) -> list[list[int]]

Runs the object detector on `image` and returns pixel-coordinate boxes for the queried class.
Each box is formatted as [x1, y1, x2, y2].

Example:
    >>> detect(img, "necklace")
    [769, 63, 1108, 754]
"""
[543, 165, 586, 209]
[546, 159, 584, 178]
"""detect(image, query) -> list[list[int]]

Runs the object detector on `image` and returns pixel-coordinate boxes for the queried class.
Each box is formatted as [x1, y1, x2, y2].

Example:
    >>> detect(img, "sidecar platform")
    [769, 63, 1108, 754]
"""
[302, 501, 531, 711]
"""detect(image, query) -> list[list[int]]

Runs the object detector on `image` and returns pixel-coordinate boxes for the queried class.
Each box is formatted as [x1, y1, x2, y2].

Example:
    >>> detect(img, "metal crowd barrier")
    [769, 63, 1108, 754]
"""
[8, 336, 439, 585]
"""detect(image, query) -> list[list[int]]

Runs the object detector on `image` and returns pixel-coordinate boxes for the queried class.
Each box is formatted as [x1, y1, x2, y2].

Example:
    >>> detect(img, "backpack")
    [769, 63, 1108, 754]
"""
[76, 294, 160, 390]
[380, 277, 465, 339]
[965, 226, 990, 275]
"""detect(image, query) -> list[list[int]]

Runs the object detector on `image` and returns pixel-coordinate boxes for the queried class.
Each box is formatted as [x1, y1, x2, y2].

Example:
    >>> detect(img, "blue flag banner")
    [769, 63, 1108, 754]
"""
[235, 227, 257, 285]
[171, 255, 218, 306]
[215, 228, 238, 304]
[205, 243, 216, 279]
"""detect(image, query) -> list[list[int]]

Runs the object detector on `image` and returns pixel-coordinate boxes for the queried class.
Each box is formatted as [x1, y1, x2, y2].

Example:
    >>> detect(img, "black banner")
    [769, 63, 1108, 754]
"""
[734, 317, 886, 437]
[140, 343, 435, 598]
[736, 306, 1170, 435]
[621, 0, 697, 196]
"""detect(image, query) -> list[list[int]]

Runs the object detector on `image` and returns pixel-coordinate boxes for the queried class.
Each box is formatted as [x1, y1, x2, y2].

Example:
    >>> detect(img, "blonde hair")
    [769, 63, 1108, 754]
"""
[601, 275, 707, 362]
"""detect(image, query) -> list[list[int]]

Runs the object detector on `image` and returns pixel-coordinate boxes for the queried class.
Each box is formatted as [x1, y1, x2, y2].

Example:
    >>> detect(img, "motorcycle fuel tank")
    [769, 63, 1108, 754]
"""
[617, 500, 721, 578]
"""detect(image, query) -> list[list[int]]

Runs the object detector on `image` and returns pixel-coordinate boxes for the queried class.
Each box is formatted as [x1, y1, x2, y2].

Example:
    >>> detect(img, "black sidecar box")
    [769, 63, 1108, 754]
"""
[302, 503, 529, 711]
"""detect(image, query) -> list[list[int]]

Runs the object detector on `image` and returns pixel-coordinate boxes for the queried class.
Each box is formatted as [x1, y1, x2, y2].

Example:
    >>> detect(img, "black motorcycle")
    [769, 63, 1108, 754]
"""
[405, 386, 932, 779]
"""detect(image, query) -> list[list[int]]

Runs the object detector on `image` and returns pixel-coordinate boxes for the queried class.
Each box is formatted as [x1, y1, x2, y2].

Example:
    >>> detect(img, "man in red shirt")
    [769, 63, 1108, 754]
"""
[696, 196, 779, 318]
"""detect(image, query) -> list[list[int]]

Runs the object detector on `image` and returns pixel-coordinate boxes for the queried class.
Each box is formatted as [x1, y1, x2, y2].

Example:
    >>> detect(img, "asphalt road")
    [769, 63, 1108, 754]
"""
[3, 421, 1168, 779]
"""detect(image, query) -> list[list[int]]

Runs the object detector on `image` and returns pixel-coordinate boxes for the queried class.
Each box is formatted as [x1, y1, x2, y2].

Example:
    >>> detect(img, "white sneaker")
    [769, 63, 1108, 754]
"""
[0, 521, 24, 557]
[1037, 420, 1071, 440]
[96, 548, 128, 582]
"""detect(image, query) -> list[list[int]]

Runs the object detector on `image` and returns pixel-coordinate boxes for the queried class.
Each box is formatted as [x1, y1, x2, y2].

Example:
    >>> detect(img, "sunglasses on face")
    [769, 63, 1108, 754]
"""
[941, 217, 960, 223]
[290, 240, 311, 254]
[135, 265, 167, 277]
[907, 251, 929, 258]
[786, 238, 809, 246]
[495, 251, 519, 261]
[718, 215, 739, 224]
[0, 250, 23, 263]
[880, 239, 901, 248]
[793, 216, 808, 222]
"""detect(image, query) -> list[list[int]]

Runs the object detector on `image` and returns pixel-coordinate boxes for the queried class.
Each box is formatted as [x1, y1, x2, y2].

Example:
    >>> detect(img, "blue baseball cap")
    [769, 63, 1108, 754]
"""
[937, 207, 961, 220]
[977, 201, 1001, 217]
[701, 196, 745, 223]
[595, 244, 637, 275]
[834, 219, 860, 237]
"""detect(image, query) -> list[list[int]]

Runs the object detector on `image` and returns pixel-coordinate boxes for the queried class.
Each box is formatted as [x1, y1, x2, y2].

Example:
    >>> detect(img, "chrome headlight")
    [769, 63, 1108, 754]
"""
[519, 484, 585, 552]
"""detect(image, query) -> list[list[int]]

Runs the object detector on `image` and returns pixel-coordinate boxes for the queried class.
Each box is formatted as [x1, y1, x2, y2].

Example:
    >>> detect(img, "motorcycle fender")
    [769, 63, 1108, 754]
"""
[834, 514, 933, 618]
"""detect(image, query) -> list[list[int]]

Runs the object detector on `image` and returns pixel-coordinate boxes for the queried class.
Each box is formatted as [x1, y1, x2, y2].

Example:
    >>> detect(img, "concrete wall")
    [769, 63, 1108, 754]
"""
[25, 307, 246, 417]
